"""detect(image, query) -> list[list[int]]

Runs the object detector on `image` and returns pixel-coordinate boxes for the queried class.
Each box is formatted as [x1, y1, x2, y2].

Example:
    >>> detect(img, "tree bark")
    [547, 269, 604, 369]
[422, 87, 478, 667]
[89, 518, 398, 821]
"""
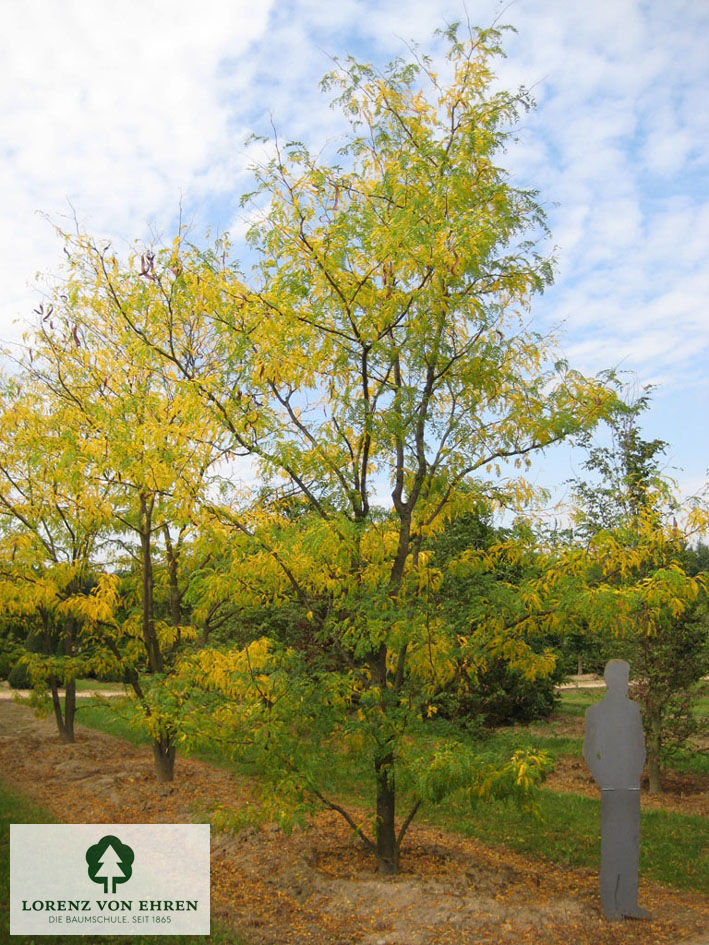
[375, 750, 398, 874]
[63, 677, 76, 743]
[62, 616, 76, 742]
[46, 613, 77, 743]
[153, 734, 176, 783]
[163, 525, 182, 630]
[139, 494, 163, 673]
[48, 676, 76, 743]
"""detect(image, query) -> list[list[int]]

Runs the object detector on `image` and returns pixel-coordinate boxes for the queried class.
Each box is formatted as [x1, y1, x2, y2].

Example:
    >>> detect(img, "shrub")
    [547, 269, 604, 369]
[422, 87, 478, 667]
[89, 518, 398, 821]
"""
[7, 659, 32, 690]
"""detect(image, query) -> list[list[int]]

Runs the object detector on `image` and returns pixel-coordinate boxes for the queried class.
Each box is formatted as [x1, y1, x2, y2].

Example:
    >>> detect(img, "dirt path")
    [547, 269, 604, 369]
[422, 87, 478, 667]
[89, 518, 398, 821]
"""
[0, 681, 126, 700]
[555, 674, 607, 690]
[0, 688, 125, 700]
[0, 702, 707, 945]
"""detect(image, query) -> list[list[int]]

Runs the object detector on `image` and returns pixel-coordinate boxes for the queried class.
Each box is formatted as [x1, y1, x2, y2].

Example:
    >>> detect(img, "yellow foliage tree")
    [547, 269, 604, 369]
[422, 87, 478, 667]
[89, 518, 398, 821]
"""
[101, 25, 617, 870]
[15, 240, 229, 780]
[0, 373, 114, 740]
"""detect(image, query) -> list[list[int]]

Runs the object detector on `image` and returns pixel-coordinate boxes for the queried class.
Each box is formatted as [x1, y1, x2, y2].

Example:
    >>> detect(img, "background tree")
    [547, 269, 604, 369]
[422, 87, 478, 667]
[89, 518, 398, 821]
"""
[0, 374, 113, 741]
[19, 241, 229, 780]
[567, 390, 708, 793]
[427, 504, 563, 726]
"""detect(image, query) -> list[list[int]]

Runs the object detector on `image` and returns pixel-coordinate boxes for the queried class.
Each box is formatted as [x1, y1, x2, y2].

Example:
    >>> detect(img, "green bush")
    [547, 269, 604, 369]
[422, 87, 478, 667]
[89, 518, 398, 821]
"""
[475, 661, 558, 725]
[431, 659, 559, 728]
[0, 644, 19, 681]
[7, 659, 32, 690]
[0, 623, 32, 680]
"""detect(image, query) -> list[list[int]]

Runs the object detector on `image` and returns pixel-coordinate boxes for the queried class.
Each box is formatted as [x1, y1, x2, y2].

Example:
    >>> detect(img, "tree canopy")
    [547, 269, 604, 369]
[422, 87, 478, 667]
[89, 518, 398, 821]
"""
[2, 23, 672, 873]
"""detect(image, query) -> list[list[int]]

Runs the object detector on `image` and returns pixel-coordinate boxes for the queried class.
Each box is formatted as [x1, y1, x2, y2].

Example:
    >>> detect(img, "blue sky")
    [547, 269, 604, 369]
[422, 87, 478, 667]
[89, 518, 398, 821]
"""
[1, 0, 707, 511]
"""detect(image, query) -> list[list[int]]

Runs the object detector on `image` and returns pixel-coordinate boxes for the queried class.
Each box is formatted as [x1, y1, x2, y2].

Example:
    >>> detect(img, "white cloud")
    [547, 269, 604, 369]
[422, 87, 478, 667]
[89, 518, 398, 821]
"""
[0, 0, 273, 343]
[1, 0, 707, 498]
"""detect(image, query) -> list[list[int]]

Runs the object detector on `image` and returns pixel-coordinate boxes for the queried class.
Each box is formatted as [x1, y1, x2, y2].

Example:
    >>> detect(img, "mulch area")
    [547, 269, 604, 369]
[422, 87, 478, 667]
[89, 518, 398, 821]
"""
[0, 701, 707, 945]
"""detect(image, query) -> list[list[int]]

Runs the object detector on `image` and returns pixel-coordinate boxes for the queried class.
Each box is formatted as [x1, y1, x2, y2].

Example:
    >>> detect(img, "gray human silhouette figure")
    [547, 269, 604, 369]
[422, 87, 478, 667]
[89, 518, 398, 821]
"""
[583, 660, 651, 921]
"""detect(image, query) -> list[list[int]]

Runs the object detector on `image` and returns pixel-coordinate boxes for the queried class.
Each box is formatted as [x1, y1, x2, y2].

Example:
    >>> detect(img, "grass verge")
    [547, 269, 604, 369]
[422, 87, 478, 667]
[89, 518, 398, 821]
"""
[435, 788, 708, 893]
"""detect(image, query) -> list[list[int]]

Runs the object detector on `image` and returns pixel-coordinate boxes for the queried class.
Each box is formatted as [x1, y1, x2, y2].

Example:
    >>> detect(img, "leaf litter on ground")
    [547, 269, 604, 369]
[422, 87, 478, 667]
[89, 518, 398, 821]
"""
[0, 701, 706, 945]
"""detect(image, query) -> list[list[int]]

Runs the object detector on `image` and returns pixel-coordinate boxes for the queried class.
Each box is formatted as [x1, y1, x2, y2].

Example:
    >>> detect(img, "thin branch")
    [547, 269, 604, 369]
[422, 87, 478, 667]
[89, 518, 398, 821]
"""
[310, 788, 377, 855]
[396, 799, 421, 848]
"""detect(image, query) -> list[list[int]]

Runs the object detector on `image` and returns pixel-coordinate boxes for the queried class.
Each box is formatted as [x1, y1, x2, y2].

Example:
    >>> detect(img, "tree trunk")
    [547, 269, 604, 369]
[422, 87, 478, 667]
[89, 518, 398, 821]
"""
[153, 734, 176, 783]
[41, 608, 75, 743]
[61, 617, 76, 742]
[375, 750, 398, 874]
[577, 653, 583, 676]
[163, 525, 182, 630]
[49, 677, 76, 743]
[47, 613, 77, 743]
[646, 717, 662, 794]
[63, 677, 76, 742]
[139, 495, 163, 673]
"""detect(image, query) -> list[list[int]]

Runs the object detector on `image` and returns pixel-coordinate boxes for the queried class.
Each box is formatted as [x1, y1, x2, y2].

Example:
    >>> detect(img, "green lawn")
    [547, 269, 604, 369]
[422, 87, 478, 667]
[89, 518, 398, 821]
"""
[0, 779, 245, 945]
[72, 693, 709, 895]
[436, 782, 708, 892]
[74, 678, 127, 693]
[558, 682, 709, 722]
[556, 687, 605, 716]
[557, 685, 709, 776]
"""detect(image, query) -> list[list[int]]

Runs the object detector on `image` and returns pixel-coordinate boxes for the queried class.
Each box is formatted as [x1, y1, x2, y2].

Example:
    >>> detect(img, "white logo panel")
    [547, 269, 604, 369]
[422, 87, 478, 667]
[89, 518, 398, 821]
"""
[11, 824, 210, 935]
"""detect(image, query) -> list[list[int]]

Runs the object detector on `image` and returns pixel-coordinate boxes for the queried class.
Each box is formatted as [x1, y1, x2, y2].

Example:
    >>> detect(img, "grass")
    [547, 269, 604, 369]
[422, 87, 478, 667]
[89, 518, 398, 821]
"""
[559, 682, 709, 721]
[557, 688, 605, 717]
[398, 714, 708, 892]
[71, 692, 709, 895]
[0, 778, 247, 945]
[75, 701, 247, 774]
[74, 698, 150, 747]
[435, 785, 708, 893]
[74, 678, 126, 693]
[663, 744, 709, 777]
[557, 685, 709, 777]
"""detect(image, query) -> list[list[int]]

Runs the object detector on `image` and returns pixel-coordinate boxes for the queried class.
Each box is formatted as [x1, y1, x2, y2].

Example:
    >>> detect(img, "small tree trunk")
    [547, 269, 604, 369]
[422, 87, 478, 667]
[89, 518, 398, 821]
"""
[153, 735, 176, 783]
[63, 677, 76, 742]
[49, 677, 75, 743]
[647, 718, 662, 795]
[375, 751, 398, 874]
[61, 617, 76, 743]
[577, 653, 583, 676]
[139, 494, 163, 674]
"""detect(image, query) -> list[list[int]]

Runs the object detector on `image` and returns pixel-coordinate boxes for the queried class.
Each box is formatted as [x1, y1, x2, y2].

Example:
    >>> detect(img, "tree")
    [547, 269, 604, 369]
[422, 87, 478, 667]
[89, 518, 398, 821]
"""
[17, 240, 229, 780]
[427, 505, 562, 726]
[0, 373, 114, 742]
[56, 25, 615, 871]
[86, 835, 134, 894]
[568, 391, 708, 793]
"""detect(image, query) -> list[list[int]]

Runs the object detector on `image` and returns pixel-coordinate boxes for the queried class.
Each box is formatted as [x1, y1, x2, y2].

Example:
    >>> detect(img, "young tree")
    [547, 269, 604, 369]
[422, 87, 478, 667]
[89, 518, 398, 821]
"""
[0, 375, 113, 741]
[568, 392, 708, 793]
[20, 244, 229, 780]
[426, 505, 562, 726]
[54, 26, 615, 869]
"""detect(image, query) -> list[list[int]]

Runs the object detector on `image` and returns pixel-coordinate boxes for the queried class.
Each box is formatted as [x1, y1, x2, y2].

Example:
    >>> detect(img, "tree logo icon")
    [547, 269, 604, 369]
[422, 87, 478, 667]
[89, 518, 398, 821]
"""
[86, 835, 134, 894]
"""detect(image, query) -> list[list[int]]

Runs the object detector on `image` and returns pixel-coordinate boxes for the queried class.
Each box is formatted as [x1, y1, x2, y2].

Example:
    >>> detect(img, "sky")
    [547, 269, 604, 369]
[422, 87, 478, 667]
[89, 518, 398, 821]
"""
[1, 0, 707, 512]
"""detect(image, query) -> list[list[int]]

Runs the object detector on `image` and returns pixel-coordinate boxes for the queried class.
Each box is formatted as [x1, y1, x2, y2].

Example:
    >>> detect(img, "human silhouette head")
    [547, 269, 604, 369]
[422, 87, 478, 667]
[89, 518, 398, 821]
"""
[604, 659, 630, 696]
